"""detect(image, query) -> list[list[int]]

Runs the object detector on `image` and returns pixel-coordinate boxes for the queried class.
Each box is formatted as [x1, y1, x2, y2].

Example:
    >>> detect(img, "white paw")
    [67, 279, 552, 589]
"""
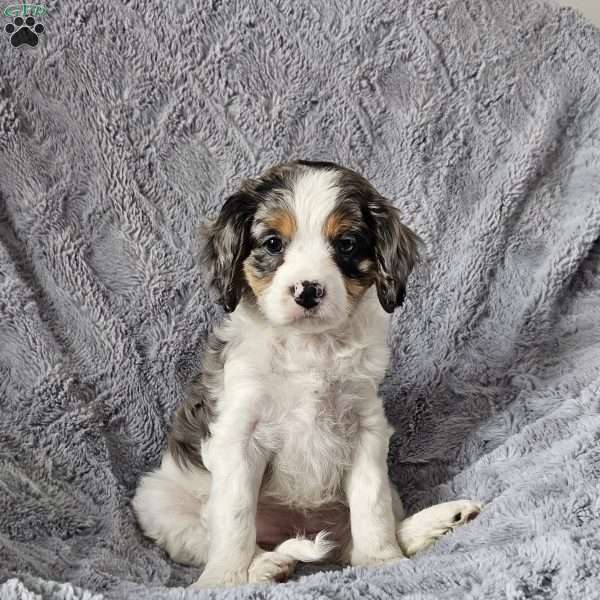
[191, 567, 248, 589]
[397, 499, 482, 556]
[430, 499, 482, 535]
[351, 544, 406, 567]
[248, 551, 296, 584]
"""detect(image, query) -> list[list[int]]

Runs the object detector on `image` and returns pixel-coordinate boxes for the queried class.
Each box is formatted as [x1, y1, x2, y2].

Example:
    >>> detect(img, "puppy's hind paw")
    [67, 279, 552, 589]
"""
[248, 551, 296, 584]
[441, 499, 482, 530]
[397, 499, 482, 557]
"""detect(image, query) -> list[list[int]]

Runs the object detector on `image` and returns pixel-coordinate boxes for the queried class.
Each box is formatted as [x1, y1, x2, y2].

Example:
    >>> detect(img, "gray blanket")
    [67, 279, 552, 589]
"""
[2, 0, 600, 598]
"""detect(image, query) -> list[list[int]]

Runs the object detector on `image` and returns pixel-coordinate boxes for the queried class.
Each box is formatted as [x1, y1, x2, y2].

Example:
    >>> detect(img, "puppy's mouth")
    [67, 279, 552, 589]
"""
[290, 306, 324, 321]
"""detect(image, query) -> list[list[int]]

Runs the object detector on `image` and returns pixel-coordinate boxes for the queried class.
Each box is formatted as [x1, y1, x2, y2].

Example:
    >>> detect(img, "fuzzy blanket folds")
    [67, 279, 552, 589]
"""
[1, 0, 600, 598]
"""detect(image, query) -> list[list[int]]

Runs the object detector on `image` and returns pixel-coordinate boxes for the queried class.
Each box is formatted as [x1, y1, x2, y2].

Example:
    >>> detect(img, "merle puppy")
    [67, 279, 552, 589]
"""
[133, 160, 481, 588]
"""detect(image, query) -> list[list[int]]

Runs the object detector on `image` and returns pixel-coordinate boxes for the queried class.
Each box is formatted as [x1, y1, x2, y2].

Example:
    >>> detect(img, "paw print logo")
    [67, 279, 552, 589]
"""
[4, 15, 45, 47]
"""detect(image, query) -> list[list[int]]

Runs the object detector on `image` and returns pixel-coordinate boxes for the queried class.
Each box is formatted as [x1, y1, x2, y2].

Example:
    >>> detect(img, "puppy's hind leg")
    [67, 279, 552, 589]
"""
[396, 500, 482, 557]
[248, 547, 297, 584]
[132, 452, 212, 566]
[248, 532, 336, 584]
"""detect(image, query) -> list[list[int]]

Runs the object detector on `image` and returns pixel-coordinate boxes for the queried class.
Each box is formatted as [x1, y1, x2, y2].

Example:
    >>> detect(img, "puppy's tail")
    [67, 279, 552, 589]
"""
[274, 530, 336, 563]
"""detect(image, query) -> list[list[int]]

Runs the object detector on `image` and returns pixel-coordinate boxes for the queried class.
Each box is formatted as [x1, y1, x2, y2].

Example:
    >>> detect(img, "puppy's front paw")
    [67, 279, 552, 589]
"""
[191, 567, 248, 589]
[351, 544, 406, 567]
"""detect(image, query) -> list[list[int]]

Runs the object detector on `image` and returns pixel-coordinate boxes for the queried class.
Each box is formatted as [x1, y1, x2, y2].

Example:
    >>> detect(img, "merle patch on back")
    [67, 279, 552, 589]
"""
[168, 332, 227, 469]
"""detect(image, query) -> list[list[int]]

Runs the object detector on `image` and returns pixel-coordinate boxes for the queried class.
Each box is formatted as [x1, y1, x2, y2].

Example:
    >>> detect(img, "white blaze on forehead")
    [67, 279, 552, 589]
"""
[290, 168, 340, 239]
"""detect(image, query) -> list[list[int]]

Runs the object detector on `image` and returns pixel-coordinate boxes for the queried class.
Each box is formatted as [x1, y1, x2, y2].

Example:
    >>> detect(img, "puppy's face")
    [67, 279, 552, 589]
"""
[201, 161, 419, 332]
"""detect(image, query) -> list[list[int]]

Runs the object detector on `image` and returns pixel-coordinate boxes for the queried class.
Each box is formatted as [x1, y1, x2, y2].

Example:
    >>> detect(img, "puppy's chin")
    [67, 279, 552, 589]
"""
[256, 296, 349, 333]
[285, 311, 341, 334]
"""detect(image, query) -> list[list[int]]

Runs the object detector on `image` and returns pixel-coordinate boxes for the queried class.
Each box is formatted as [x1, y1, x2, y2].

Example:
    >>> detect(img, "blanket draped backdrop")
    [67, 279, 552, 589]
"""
[1, 0, 600, 598]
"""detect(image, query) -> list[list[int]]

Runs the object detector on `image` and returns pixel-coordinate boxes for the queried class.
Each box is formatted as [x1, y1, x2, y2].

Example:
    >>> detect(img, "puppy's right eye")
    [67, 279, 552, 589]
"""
[335, 236, 357, 256]
[263, 235, 284, 255]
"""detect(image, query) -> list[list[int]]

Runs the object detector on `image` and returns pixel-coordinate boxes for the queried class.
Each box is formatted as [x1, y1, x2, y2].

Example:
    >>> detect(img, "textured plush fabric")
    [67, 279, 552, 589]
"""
[2, 0, 600, 598]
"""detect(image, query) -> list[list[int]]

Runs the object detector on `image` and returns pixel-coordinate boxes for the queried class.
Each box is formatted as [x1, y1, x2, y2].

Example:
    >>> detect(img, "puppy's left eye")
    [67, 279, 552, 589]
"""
[335, 236, 356, 256]
[263, 235, 284, 255]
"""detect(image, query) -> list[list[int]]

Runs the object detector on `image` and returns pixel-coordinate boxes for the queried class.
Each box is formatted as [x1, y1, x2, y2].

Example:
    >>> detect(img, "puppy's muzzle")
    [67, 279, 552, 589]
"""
[291, 280, 325, 309]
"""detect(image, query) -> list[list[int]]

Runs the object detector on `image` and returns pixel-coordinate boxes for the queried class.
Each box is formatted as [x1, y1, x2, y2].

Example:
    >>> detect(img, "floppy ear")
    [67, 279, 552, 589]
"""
[199, 192, 257, 313]
[367, 196, 421, 313]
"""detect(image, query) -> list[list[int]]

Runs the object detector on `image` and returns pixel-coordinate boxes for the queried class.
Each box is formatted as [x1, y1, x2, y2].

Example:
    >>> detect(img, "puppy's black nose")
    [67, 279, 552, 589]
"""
[291, 280, 325, 309]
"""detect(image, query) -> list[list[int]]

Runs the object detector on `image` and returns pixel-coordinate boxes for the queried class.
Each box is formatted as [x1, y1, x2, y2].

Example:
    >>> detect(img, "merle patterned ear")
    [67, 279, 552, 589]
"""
[367, 196, 420, 313]
[199, 192, 257, 312]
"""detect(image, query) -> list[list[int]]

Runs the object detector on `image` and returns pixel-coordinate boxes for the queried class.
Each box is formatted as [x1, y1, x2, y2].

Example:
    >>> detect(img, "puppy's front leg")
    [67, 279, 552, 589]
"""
[193, 419, 267, 588]
[344, 405, 405, 567]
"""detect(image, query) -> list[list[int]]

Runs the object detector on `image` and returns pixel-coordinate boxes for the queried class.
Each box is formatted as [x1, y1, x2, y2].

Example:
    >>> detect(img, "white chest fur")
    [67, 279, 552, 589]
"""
[258, 335, 363, 507]
[205, 290, 391, 509]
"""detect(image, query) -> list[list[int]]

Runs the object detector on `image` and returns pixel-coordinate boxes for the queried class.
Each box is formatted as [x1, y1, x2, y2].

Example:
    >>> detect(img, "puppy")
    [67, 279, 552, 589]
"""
[133, 160, 481, 587]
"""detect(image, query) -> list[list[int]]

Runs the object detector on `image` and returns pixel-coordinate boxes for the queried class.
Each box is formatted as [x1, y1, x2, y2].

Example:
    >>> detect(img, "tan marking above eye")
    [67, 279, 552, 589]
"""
[323, 207, 360, 240]
[263, 208, 297, 240]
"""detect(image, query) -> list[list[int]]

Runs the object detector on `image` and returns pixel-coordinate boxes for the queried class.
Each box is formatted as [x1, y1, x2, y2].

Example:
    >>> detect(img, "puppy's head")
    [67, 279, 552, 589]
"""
[201, 160, 420, 331]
